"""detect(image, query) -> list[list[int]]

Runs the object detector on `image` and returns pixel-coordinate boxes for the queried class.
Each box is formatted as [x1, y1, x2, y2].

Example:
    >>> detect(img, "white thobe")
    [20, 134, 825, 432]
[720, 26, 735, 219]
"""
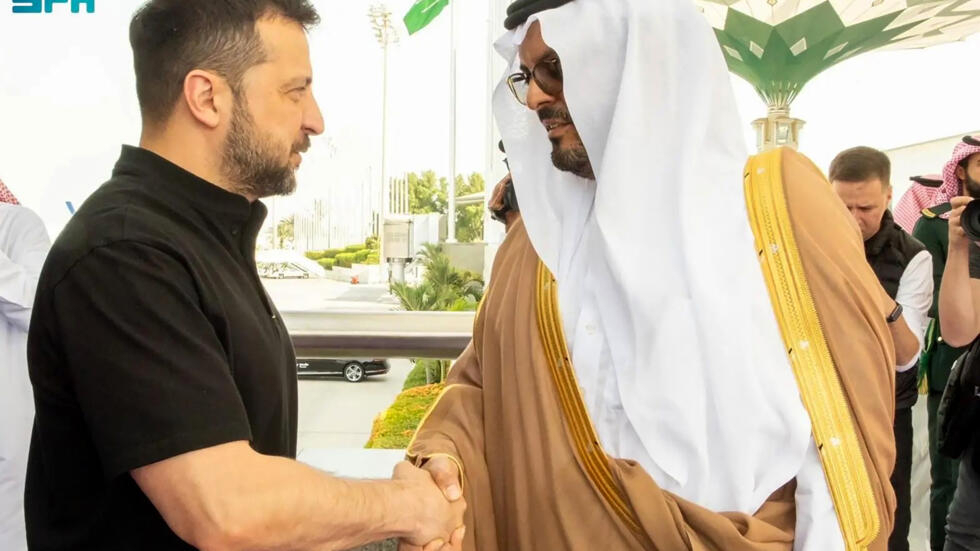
[0, 204, 49, 551]
[570, 291, 845, 551]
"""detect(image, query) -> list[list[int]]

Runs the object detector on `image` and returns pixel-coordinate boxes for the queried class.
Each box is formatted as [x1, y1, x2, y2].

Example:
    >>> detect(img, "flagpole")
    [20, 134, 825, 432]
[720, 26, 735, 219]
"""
[369, 4, 397, 275]
[484, 0, 498, 243]
[446, 0, 458, 243]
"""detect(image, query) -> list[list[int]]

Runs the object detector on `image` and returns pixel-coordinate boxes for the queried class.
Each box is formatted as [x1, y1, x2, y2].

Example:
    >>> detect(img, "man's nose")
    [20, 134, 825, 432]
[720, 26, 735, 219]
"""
[526, 78, 556, 111]
[304, 95, 325, 136]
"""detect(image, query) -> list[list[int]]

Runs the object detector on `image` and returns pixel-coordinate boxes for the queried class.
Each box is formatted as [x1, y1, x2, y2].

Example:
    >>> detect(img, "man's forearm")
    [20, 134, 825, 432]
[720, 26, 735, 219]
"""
[887, 315, 920, 369]
[212, 456, 416, 551]
[136, 443, 421, 551]
[939, 244, 978, 347]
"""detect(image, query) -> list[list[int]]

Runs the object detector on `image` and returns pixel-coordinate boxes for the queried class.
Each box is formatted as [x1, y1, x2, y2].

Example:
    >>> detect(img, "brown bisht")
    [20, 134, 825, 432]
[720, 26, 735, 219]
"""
[407, 148, 897, 550]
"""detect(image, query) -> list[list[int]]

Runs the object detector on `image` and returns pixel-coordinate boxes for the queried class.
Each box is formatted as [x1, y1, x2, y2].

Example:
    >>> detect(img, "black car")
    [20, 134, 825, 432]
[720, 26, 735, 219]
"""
[296, 358, 391, 383]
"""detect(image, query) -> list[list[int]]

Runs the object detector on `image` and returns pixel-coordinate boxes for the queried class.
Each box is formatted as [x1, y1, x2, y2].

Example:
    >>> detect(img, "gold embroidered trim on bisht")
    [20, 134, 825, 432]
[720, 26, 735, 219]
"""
[535, 263, 649, 543]
[744, 149, 880, 550]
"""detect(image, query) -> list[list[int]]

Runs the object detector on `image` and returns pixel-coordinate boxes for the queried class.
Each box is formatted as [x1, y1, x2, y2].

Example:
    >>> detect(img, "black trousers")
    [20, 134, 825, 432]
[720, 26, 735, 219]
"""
[945, 444, 980, 551]
[929, 391, 960, 550]
[888, 407, 913, 551]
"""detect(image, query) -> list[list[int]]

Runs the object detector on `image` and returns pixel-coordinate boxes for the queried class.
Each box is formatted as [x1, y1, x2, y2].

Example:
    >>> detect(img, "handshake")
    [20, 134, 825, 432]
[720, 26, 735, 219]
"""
[392, 456, 467, 551]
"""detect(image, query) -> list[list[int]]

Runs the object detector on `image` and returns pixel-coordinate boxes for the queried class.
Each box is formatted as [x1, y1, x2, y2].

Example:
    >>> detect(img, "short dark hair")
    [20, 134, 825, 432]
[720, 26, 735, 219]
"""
[829, 146, 892, 189]
[129, 0, 319, 125]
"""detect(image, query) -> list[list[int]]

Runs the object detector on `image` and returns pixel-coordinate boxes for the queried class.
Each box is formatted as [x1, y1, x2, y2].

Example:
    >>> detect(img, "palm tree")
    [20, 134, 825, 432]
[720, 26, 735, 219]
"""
[390, 243, 486, 383]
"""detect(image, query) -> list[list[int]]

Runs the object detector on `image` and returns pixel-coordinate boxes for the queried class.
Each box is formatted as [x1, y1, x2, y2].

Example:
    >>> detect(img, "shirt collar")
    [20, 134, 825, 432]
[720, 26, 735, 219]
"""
[865, 210, 897, 256]
[111, 145, 256, 225]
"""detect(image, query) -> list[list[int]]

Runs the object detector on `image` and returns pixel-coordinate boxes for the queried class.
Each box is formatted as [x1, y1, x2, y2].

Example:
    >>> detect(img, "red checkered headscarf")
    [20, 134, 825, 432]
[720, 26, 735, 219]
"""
[894, 174, 942, 233]
[937, 136, 980, 219]
[0, 178, 19, 205]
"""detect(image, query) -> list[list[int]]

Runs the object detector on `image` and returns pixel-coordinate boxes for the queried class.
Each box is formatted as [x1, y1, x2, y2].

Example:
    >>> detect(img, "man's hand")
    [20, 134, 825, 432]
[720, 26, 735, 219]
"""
[489, 174, 512, 213]
[392, 461, 465, 550]
[422, 456, 462, 502]
[490, 174, 520, 231]
[949, 196, 973, 250]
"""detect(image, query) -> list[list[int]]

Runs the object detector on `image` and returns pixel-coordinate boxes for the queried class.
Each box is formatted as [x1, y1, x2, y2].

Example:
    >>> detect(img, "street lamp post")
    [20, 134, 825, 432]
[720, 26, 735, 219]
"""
[368, 3, 399, 276]
[446, 0, 458, 243]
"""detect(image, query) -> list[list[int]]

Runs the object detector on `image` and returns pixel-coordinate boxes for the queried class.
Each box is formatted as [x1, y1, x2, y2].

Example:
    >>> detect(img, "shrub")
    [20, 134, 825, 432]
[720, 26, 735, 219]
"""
[323, 248, 343, 259]
[364, 253, 380, 265]
[365, 235, 379, 250]
[344, 244, 366, 253]
[354, 249, 372, 263]
[304, 250, 325, 261]
[317, 258, 335, 270]
[365, 383, 445, 449]
[403, 359, 443, 390]
[335, 252, 357, 268]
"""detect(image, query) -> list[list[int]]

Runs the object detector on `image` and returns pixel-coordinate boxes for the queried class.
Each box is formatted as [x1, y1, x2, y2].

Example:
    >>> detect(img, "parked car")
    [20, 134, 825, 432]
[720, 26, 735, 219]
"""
[258, 261, 312, 279]
[272, 262, 312, 279]
[296, 358, 391, 382]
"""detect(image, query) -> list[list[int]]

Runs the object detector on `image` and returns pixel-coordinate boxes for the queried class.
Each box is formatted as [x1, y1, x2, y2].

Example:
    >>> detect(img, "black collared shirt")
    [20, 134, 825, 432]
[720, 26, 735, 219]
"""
[25, 146, 297, 550]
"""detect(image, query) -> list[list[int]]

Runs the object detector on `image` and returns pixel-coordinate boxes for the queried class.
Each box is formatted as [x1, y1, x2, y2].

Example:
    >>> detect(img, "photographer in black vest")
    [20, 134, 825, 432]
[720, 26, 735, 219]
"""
[831, 146, 934, 551]
[936, 137, 980, 551]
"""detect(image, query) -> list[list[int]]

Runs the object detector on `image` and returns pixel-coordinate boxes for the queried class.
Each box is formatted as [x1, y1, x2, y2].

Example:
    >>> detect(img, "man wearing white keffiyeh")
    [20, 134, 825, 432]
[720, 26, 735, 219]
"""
[0, 178, 49, 551]
[406, 1, 899, 550]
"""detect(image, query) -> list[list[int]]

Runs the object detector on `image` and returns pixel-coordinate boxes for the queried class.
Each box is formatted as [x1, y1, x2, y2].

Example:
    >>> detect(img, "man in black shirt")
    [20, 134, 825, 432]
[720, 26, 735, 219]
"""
[25, 2, 464, 550]
[830, 147, 933, 551]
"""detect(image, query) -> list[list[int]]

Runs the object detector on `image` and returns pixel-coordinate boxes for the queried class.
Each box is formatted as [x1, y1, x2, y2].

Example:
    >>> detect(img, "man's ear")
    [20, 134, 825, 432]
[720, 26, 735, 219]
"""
[182, 70, 230, 129]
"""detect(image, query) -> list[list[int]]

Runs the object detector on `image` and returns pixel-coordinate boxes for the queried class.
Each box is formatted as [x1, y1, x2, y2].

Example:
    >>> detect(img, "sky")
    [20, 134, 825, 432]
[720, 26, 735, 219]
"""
[0, 0, 978, 239]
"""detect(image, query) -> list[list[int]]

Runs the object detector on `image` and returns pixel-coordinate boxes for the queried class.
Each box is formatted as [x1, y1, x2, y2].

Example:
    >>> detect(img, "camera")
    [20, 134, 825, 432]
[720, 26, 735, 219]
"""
[963, 200, 980, 242]
[491, 141, 520, 224]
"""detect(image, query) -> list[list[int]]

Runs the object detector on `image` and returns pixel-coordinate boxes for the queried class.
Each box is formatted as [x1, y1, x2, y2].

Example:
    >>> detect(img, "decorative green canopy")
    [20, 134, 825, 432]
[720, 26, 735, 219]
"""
[696, 0, 980, 107]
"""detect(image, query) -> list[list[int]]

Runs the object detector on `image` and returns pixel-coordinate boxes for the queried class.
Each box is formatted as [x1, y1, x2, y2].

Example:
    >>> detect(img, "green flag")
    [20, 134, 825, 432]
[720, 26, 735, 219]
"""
[403, 0, 449, 35]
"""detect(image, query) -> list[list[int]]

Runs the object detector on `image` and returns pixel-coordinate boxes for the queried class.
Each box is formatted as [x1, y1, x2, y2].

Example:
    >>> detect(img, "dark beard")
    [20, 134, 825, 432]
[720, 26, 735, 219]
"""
[222, 99, 307, 199]
[539, 105, 595, 180]
[964, 174, 980, 199]
[550, 141, 595, 180]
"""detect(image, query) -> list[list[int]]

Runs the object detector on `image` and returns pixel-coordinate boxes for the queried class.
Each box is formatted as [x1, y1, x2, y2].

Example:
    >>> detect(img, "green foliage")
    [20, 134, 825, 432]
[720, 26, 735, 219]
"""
[402, 171, 486, 243]
[317, 258, 335, 270]
[344, 244, 366, 253]
[365, 384, 444, 449]
[403, 360, 438, 390]
[305, 248, 345, 260]
[354, 249, 372, 263]
[364, 253, 380, 265]
[407, 171, 448, 215]
[275, 215, 294, 249]
[389, 243, 484, 313]
[335, 252, 357, 268]
[454, 173, 485, 243]
[389, 280, 457, 311]
[365, 235, 379, 250]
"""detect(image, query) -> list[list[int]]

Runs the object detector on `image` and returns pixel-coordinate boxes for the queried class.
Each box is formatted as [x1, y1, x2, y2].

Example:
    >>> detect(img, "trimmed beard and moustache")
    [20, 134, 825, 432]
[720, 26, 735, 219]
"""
[538, 105, 595, 180]
[963, 173, 980, 199]
[222, 94, 310, 199]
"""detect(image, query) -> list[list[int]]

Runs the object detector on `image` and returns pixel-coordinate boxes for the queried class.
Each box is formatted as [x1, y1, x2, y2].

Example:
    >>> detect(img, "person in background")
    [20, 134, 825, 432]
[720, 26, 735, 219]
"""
[830, 146, 933, 551]
[895, 174, 943, 234]
[0, 178, 50, 551]
[913, 137, 980, 550]
[934, 137, 980, 551]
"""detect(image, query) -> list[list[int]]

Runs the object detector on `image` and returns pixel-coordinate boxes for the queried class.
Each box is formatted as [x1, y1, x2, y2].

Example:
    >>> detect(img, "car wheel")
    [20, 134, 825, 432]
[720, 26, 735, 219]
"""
[344, 362, 365, 383]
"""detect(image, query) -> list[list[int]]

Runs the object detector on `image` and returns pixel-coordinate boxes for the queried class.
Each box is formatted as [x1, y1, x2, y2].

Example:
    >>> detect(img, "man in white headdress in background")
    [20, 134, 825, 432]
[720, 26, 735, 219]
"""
[0, 179, 49, 551]
[404, 0, 898, 549]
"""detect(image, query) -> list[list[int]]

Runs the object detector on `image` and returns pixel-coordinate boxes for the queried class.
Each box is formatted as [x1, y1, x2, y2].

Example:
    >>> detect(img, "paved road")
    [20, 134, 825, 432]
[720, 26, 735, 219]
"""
[263, 278, 398, 312]
[297, 358, 413, 453]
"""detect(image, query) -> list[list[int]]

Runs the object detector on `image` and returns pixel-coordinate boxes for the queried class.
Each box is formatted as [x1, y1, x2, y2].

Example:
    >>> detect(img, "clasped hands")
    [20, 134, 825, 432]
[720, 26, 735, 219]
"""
[392, 457, 466, 551]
